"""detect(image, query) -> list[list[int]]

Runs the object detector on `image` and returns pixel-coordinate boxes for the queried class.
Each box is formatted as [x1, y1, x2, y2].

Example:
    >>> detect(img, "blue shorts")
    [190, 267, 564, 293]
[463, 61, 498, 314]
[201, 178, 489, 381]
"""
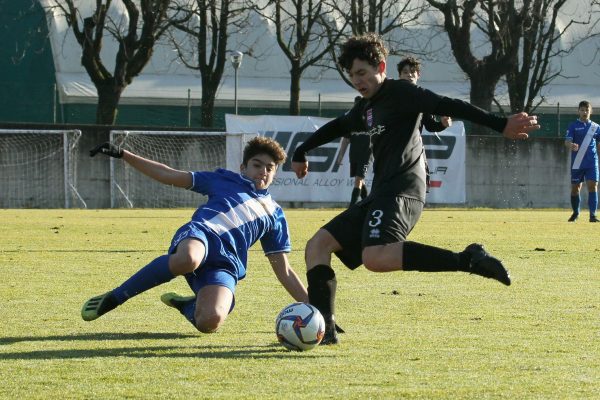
[168, 222, 239, 309]
[571, 166, 599, 184]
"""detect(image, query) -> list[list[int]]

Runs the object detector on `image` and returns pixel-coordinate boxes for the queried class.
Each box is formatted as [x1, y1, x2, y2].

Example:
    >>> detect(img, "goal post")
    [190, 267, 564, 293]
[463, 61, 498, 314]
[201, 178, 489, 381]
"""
[0, 129, 85, 208]
[108, 130, 256, 208]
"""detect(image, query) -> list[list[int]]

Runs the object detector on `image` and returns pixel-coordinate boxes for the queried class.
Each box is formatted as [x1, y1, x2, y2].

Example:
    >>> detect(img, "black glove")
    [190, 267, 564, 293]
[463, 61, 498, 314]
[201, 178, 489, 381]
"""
[89, 142, 123, 158]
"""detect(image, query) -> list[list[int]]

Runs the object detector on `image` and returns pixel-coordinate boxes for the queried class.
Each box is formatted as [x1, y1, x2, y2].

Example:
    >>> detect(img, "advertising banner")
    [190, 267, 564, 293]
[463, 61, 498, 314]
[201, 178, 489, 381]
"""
[225, 114, 465, 203]
[422, 122, 466, 203]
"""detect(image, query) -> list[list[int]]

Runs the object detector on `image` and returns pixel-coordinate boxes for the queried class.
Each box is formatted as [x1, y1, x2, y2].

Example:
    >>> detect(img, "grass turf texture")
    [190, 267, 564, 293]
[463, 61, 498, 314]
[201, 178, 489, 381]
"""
[0, 209, 598, 399]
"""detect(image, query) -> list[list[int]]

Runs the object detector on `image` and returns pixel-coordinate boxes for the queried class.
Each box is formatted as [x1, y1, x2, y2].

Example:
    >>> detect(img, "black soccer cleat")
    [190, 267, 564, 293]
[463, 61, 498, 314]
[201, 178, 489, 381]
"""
[590, 215, 599, 223]
[319, 327, 340, 346]
[463, 243, 511, 286]
[81, 291, 119, 321]
[568, 213, 579, 222]
[320, 322, 339, 345]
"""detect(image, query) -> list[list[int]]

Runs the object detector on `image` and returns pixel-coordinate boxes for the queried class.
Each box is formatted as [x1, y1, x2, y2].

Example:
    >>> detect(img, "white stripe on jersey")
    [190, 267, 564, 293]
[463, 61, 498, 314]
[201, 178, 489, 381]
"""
[203, 195, 278, 236]
[572, 122, 599, 169]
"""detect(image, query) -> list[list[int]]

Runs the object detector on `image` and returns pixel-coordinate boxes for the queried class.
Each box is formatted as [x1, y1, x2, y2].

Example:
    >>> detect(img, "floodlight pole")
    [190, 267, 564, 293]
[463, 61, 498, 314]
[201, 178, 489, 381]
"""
[230, 51, 243, 115]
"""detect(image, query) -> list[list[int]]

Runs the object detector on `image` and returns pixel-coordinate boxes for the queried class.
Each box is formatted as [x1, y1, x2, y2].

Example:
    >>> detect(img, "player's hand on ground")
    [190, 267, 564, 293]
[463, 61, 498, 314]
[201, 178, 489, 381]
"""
[503, 112, 540, 140]
[292, 161, 309, 178]
[90, 142, 124, 158]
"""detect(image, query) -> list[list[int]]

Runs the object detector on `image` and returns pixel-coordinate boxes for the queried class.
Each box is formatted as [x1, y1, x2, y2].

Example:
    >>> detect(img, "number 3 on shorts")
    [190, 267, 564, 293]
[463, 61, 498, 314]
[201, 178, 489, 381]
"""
[369, 209, 383, 227]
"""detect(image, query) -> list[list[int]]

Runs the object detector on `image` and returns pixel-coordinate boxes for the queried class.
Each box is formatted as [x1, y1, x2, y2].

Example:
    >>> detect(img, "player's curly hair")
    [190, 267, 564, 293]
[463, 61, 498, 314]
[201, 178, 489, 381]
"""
[338, 33, 389, 71]
[397, 56, 421, 75]
[243, 136, 287, 165]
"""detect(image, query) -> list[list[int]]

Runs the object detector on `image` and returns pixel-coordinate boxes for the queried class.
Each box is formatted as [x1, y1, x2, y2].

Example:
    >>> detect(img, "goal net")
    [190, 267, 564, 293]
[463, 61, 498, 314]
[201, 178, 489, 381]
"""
[109, 131, 254, 208]
[0, 129, 85, 208]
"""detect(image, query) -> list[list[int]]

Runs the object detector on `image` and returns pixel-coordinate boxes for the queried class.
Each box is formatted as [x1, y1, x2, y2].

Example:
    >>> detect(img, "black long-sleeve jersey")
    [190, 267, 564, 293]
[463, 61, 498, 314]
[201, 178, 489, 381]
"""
[346, 132, 371, 165]
[293, 79, 507, 202]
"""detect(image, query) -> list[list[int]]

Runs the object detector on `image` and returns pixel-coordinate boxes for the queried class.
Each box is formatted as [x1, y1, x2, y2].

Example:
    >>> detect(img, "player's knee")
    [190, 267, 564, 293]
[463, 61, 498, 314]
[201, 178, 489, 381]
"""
[170, 252, 202, 274]
[305, 230, 341, 266]
[305, 232, 329, 256]
[194, 311, 226, 333]
[305, 235, 321, 255]
[362, 251, 389, 272]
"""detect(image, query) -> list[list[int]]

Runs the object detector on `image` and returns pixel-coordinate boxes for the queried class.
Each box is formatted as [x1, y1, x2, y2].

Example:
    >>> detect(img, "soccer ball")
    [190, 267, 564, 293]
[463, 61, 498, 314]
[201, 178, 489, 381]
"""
[275, 302, 325, 351]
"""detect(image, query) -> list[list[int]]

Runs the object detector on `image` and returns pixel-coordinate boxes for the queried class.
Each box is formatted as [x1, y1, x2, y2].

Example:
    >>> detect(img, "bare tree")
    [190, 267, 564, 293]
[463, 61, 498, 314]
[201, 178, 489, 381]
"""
[426, 0, 528, 112]
[45, 0, 173, 125]
[324, 0, 429, 48]
[167, 0, 251, 127]
[505, 0, 600, 113]
[253, 0, 344, 115]
[321, 0, 431, 86]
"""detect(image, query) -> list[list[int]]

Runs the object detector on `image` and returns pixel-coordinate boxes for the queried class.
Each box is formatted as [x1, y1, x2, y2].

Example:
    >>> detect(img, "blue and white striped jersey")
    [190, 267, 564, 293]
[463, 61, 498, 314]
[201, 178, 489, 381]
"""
[565, 119, 600, 170]
[187, 168, 291, 276]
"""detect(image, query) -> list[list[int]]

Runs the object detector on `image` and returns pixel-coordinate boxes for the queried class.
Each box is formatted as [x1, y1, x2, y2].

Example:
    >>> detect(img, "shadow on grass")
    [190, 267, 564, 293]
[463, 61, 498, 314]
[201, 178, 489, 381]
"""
[0, 342, 328, 360]
[0, 332, 332, 360]
[0, 332, 198, 345]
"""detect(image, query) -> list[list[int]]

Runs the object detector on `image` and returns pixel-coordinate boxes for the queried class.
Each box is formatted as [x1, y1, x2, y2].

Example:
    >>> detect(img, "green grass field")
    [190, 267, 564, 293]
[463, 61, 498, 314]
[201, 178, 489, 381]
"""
[0, 208, 598, 399]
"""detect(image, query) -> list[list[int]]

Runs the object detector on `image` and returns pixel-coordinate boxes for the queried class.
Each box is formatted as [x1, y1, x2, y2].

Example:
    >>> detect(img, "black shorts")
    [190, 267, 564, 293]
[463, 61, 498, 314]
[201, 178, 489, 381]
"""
[349, 161, 369, 179]
[322, 195, 424, 269]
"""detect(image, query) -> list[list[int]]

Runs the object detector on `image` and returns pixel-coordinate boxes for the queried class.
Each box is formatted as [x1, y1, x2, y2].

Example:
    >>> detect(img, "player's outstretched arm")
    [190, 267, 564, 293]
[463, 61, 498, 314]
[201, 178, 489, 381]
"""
[291, 117, 348, 179]
[503, 112, 540, 140]
[292, 161, 309, 179]
[90, 142, 192, 188]
[267, 252, 308, 303]
[89, 142, 123, 158]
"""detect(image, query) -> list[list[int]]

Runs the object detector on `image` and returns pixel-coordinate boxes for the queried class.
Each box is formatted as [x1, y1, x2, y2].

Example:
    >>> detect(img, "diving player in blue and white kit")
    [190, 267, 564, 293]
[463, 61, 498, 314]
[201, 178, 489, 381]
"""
[565, 100, 600, 222]
[82, 137, 308, 333]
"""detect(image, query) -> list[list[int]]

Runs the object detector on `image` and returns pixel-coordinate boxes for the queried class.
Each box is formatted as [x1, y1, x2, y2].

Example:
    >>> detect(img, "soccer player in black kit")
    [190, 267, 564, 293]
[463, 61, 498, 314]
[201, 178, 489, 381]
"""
[291, 33, 540, 345]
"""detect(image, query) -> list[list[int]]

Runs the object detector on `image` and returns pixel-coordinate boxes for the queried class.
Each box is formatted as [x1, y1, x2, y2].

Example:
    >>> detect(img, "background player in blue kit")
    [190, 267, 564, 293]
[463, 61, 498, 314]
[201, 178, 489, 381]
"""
[565, 100, 600, 222]
[82, 136, 308, 333]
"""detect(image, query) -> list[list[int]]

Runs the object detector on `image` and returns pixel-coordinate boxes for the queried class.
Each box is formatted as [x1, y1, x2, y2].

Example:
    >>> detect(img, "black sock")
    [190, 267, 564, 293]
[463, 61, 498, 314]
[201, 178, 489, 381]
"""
[360, 185, 368, 199]
[306, 265, 337, 322]
[570, 195, 580, 215]
[402, 241, 469, 272]
[350, 188, 361, 205]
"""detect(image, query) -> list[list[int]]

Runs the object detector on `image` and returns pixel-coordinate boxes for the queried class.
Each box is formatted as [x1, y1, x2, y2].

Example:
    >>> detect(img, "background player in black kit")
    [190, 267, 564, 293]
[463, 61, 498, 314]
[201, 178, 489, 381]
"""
[291, 33, 540, 344]
[398, 56, 452, 192]
[397, 56, 452, 134]
[335, 96, 372, 205]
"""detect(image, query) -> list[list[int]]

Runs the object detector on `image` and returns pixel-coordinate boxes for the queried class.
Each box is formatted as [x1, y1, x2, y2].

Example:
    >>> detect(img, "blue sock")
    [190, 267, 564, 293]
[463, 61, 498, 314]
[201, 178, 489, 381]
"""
[589, 192, 598, 217]
[571, 195, 580, 215]
[113, 255, 174, 304]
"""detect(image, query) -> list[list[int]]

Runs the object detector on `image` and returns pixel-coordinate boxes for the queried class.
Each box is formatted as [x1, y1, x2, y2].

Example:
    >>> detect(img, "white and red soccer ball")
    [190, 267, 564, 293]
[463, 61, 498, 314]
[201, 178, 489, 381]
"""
[275, 302, 325, 351]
